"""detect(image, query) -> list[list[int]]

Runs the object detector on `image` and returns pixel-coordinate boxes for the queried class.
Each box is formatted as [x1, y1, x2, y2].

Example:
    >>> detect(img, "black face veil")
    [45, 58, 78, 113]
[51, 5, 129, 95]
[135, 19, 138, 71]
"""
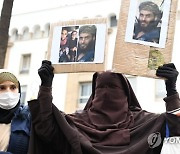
[69, 71, 142, 146]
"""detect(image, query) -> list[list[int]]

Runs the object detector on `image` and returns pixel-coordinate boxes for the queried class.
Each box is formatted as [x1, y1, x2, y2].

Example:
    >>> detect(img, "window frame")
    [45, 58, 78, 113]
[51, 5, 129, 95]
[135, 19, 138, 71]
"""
[78, 82, 92, 108]
[19, 54, 31, 74]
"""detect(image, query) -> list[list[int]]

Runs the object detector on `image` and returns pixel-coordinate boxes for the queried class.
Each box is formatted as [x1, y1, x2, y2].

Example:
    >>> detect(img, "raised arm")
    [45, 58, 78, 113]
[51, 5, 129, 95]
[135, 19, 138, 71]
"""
[29, 60, 62, 141]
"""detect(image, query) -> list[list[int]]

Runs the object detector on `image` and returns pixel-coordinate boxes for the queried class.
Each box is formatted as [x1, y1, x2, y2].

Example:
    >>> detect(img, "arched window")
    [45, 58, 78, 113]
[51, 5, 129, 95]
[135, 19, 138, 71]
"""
[10, 28, 18, 41]
[109, 15, 117, 27]
[33, 25, 41, 39]
[44, 23, 50, 37]
[22, 27, 30, 40]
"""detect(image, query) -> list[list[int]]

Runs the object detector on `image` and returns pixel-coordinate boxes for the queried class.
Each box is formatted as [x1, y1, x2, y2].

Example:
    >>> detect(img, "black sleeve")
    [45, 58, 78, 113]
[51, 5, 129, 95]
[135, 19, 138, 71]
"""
[28, 86, 71, 153]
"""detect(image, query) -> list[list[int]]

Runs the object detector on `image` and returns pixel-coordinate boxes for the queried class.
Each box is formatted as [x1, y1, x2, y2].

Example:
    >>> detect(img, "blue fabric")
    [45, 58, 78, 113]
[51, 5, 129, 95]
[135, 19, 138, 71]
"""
[77, 50, 95, 62]
[137, 28, 161, 42]
[11, 106, 31, 135]
[165, 122, 170, 138]
[7, 106, 31, 154]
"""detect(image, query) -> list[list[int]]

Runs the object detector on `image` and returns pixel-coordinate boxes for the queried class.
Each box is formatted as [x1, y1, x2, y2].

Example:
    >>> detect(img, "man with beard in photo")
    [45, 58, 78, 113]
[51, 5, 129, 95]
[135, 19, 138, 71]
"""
[133, 1, 162, 43]
[76, 25, 97, 62]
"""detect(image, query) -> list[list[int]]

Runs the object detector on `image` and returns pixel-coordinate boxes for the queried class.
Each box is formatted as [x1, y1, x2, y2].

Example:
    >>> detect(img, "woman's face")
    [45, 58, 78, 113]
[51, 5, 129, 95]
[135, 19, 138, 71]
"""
[0, 81, 18, 94]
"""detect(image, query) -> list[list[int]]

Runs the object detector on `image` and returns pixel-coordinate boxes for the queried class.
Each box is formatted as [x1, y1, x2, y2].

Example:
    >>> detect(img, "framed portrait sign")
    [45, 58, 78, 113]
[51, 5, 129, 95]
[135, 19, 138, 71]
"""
[47, 18, 108, 73]
[113, 0, 178, 78]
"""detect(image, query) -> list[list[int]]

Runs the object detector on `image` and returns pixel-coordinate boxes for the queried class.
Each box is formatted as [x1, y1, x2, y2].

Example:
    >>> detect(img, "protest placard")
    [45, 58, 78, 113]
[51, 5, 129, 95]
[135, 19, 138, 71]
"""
[113, 0, 178, 78]
[48, 18, 107, 73]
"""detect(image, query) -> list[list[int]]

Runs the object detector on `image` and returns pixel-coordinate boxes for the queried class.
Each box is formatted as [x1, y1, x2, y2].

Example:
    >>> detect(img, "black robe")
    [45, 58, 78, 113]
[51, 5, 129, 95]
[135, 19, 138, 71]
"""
[28, 72, 180, 154]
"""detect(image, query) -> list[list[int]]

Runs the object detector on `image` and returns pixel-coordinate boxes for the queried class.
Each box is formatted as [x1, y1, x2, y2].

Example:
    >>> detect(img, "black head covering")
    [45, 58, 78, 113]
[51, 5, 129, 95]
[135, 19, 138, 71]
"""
[69, 71, 142, 146]
[84, 72, 141, 110]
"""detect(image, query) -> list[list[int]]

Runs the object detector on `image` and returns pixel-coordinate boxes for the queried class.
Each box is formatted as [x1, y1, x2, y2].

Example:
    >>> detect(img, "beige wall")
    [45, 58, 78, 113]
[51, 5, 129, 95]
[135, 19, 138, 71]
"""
[4, 42, 14, 69]
[65, 72, 94, 113]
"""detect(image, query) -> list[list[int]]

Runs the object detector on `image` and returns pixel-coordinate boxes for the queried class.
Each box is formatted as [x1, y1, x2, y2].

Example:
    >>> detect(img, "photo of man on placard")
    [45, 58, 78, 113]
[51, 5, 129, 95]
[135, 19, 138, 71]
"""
[133, 1, 162, 43]
[58, 25, 97, 63]
[50, 23, 106, 65]
[76, 25, 97, 62]
[125, 0, 171, 48]
[113, 0, 177, 78]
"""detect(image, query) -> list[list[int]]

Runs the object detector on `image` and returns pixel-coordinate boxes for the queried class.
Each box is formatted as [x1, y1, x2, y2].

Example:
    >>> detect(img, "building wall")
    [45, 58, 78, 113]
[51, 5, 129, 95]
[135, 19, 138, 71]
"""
[4, 0, 121, 112]
[65, 72, 94, 113]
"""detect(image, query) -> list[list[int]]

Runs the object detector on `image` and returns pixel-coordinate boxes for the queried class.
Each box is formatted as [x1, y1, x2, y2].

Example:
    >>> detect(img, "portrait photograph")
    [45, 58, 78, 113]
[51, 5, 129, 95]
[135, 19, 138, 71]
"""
[113, 0, 177, 78]
[50, 24, 106, 64]
[47, 18, 107, 73]
[125, 0, 171, 48]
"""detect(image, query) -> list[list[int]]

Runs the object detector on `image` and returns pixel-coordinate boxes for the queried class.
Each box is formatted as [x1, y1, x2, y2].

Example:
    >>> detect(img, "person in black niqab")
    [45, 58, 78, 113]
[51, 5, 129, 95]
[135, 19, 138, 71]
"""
[28, 61, 180, 154]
